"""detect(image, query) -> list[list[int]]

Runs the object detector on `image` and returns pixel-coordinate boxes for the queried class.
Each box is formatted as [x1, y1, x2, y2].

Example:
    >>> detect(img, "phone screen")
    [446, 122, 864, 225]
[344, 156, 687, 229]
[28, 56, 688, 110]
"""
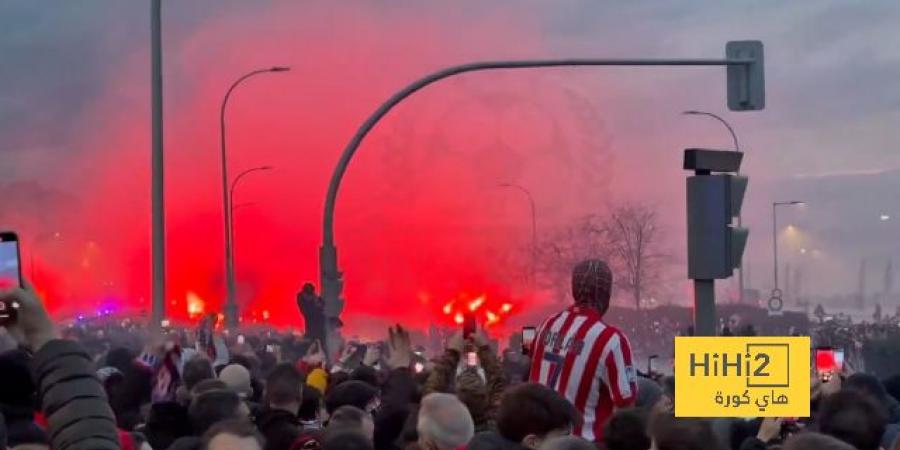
[834, 349, 845, 372]
[414, 362, 425, 373]
[0, 233, 22, 325]
[0, 234, 21, 289]
[816, 348, 836, 377]
[522, 326, 537, 355]
[466, 351, 478, 367]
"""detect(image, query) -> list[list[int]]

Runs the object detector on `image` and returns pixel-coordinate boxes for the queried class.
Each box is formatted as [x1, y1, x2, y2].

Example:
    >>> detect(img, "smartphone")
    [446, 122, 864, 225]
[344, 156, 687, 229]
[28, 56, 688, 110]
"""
[352, 342, 367, 360]
[521, 326, 537, 355]
[815, 347, 837, 380]
[0, 232, 23, 326]
[414, 362, 425, 373]
[237, 334, 246, 345]
[266, 344, 275, 353]
[463, 313, 477, 339]
[466, 351, 479, 367]
[834, 348, 845, 372]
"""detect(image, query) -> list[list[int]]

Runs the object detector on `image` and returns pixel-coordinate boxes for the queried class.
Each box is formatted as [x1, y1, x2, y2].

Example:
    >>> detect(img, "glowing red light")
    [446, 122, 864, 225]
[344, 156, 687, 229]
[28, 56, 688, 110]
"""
[443, 302, 454, 315]
[186, 291, 205, 318]
[468, 295, 485, 312]
[454, 312, 464, 325]
[501, 303, 512, 313]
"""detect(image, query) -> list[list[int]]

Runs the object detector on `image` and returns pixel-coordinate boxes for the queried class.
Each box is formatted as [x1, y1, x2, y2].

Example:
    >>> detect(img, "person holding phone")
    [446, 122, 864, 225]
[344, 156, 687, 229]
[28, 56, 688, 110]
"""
[1, 280, 121, 450]
[529, 259, 637, 442]
[424, 325, 507, 433]
[0, 232, 25, 325]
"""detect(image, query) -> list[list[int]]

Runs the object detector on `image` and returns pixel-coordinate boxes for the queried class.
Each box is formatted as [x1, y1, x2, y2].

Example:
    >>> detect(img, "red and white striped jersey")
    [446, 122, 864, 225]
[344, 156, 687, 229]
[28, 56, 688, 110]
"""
[529, 306, 637, 442]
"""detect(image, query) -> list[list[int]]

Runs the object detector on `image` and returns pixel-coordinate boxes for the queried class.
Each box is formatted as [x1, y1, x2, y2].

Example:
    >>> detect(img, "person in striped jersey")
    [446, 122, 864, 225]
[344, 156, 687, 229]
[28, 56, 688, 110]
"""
[529, 259, 638, 442]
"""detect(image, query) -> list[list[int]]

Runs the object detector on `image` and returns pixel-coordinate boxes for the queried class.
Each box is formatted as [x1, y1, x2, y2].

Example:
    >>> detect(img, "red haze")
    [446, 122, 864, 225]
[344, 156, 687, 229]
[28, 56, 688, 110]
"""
[10, 3, 697, 337]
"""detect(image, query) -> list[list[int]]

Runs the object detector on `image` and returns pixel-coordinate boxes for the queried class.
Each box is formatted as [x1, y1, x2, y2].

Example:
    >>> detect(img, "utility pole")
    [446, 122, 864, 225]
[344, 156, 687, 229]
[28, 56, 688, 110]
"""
[770, 201, 804, 316]
[150, 0, 165, 328]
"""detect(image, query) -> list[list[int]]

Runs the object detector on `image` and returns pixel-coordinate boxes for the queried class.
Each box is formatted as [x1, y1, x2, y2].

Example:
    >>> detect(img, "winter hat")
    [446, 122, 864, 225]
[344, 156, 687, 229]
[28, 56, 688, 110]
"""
[572, 259, 613, 311]
[307, 368, 329, 394]
[218, 364, 253, 399]
[636, 376, 662, 409]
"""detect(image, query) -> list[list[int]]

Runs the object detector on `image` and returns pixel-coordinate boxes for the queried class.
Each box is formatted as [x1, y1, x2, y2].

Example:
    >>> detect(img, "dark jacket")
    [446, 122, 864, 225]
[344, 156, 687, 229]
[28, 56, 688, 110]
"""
[467, 431, 527, 450]
[32, 339, 121, 450]
[424, 346, 506, 432]
[256, 408, 301, 450]
[144, 401, 191, 450]
[738, 436, 768, 450]
[375, 368, 417, 450]
[166, 435, 201, 450]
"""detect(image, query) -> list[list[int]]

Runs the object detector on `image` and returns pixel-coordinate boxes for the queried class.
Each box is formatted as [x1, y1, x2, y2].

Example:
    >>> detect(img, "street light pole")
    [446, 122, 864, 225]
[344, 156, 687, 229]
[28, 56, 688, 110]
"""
[499, 183, 537, 284]
[150, 0, 165, 329]
[220, 67, 289, 329]
[320, 49, 763, 355]
[229, 165, 272, 301]
[682, 110, 744, 303]
[772, 201, 804, 295]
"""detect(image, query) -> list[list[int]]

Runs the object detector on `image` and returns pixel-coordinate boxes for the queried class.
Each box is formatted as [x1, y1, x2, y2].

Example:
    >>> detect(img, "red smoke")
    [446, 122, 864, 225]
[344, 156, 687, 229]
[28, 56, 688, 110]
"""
[11, 3, 702, 337]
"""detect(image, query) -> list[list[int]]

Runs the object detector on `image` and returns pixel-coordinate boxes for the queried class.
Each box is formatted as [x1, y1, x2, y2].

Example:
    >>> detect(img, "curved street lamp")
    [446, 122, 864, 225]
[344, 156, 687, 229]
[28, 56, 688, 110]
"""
[682, 110, 740, 152]
[773, 201, 805, 295]
[220, 66, 289, 328]
[229, 165, 272, 300]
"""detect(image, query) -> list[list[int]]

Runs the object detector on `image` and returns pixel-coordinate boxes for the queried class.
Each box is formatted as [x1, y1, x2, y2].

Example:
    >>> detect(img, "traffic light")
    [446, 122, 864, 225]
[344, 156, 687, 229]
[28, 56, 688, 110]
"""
[685, 149, 748, 280]
[726, 41, 765, 111]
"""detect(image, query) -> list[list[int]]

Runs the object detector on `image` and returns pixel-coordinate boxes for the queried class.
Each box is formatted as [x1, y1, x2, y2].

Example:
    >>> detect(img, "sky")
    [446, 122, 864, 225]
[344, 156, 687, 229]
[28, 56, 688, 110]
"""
[1, 1, 899, 332]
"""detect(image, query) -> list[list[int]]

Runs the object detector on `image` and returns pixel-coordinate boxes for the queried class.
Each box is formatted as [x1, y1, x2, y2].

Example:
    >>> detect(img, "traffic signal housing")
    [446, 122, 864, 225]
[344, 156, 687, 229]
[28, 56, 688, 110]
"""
[685, 149, 748, 280]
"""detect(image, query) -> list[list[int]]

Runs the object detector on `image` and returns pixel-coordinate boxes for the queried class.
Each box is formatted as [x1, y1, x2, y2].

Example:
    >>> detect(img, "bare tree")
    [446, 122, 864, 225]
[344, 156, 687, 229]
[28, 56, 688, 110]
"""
[535, 215, 612, 300]
[604, 203, 668, 310]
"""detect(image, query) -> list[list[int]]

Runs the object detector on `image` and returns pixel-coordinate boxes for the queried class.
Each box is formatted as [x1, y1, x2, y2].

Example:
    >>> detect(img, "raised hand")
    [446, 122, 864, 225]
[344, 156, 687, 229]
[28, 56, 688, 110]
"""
[471, 323, 491, 349]
[756, 417, 784, 443]
[387, 324, 412, 369]
[303, 340, 326, 366]
[363, 343, 382, 367]
[0, 282, 58, 352]
[447, 330, 466, 353]
[340, 342, 358, 363]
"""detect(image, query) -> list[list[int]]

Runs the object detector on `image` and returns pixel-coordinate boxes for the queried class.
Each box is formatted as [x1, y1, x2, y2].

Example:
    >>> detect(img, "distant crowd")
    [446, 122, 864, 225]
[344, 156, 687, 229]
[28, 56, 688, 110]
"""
[2, 258, 900, 450]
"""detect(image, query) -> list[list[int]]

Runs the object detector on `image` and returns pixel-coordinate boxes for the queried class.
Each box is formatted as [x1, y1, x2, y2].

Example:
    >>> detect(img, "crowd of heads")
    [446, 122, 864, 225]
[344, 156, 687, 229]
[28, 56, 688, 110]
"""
[3, 258, 900, 450]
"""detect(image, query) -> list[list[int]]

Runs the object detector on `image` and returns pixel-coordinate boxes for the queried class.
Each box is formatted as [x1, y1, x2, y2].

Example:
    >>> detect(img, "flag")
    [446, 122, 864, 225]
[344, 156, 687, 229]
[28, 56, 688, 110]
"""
[152, 344, 182, 403]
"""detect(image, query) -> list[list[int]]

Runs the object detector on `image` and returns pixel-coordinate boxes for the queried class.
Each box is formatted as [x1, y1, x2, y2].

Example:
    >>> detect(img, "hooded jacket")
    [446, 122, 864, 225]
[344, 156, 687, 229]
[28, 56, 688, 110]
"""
[467, 431, 528, 450]
[32, 339, 121, 450]
[256, 408, 301, 450]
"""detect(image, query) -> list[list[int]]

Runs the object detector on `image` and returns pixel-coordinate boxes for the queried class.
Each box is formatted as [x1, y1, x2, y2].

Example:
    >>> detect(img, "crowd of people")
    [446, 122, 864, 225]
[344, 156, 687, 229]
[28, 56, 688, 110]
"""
[2, 258, 900, 450]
